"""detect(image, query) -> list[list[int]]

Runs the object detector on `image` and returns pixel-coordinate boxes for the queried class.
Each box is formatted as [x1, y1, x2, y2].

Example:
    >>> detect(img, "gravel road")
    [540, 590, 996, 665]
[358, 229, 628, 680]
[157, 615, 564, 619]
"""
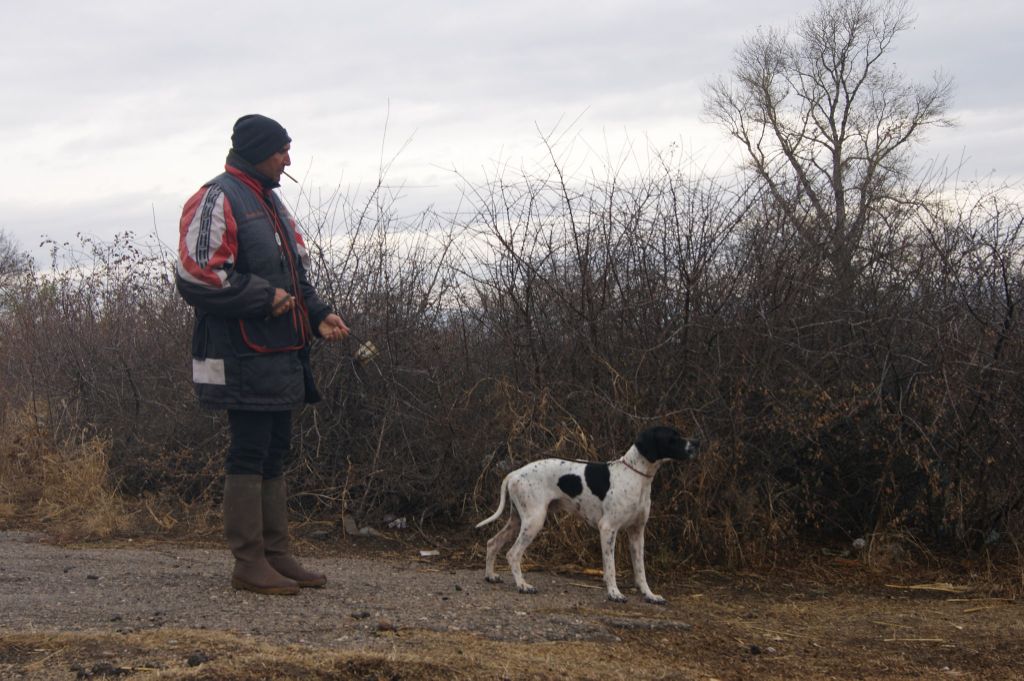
[7, 531, 1024, 680]
[0, 531, 686, 650]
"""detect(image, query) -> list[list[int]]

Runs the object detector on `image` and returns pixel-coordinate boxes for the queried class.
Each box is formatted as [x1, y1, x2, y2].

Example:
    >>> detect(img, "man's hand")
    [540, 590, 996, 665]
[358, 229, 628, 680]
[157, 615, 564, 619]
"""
[270, 288, 295, 317]
[318, 313, 350, 341]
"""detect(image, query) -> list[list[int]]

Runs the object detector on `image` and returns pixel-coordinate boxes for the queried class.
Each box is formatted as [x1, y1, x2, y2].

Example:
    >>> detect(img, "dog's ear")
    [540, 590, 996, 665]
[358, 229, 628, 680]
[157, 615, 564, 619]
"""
[634, 427, 658, 461]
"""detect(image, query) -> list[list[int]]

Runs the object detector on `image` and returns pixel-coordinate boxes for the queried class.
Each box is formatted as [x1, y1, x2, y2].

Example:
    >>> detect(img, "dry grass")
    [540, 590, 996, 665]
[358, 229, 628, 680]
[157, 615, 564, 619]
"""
[0, 627, 683, 680]
[0, 406, 128, 540]
[3, 576, 1024, 681]
[0, 407, 45, 522]
[0, 628, 458, 680]
[0, 406, 219, 543]
[34, 435, 132, 541]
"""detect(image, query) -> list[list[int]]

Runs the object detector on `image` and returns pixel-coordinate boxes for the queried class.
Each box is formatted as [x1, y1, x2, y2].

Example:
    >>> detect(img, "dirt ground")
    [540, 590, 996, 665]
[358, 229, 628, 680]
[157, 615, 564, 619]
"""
[1, 529, 1022, 680]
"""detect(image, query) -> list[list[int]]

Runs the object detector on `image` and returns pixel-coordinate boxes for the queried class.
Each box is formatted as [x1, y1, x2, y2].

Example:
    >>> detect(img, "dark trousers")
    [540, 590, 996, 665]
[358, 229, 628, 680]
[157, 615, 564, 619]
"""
[226, 410, 292, 479]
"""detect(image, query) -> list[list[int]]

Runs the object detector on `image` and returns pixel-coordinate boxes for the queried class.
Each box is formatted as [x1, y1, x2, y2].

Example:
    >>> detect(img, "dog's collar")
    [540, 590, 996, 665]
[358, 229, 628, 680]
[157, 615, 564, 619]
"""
[617, 459, 653, 478]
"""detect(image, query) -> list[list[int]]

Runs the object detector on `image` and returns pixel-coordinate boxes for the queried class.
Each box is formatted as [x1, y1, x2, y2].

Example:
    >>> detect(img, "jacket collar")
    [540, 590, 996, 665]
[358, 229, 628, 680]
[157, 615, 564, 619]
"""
[225, 150, 280, 192]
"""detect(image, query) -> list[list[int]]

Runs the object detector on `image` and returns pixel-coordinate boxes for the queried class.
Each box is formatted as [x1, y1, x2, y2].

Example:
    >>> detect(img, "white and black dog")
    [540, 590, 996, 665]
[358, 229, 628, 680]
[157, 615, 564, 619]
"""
[476, 426, 699, 603]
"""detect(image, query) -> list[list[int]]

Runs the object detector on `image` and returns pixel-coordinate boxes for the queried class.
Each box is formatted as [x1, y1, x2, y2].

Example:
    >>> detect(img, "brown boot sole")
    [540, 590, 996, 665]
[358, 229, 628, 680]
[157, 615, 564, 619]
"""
[294, 577, 327, 588]
[231, 577, 300, 595]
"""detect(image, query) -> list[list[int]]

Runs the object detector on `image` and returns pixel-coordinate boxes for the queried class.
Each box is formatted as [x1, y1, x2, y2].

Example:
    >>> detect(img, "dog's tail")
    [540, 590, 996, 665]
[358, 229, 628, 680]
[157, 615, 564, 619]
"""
[475, 474, 511, 528]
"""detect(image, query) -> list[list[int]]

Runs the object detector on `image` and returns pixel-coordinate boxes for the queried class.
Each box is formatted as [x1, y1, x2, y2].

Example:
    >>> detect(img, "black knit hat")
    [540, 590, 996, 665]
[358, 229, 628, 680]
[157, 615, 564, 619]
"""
[231, 114, 291, 164]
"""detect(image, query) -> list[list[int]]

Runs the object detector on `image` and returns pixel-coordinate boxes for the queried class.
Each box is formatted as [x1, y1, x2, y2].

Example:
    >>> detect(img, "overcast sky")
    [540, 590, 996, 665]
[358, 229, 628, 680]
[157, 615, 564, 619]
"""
[2, 0, 1021, 266]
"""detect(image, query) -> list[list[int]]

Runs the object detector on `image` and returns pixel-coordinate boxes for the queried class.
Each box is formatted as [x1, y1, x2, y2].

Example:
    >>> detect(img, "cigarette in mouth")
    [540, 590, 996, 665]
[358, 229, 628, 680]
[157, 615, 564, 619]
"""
[283, 170, 298, 183]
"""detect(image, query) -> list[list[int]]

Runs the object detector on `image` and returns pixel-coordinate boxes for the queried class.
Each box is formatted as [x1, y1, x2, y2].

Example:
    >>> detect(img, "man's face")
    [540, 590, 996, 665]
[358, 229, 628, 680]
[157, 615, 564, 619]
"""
[254, 143, 291, 183]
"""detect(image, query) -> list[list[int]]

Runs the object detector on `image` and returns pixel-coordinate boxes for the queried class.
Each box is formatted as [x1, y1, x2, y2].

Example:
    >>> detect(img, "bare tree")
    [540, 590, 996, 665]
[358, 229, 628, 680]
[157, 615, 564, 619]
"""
[703, 0, 954, 289]
[0, 231, 31, 315]
[0, 230, 29, 277]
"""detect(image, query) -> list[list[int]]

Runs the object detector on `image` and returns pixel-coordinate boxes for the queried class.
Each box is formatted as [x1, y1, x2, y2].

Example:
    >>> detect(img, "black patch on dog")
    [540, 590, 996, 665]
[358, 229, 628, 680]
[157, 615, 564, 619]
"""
[584, 463, 611, 500]
[557, 474, 583, 498]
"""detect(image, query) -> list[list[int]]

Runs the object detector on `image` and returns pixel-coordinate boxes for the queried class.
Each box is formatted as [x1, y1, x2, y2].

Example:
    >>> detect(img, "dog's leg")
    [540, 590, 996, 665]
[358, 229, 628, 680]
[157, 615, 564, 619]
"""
[505, 510, 546, 594]
[626, 525, 665, 604]
[599, 519, 627, 602]
[484, 513, 520, 583]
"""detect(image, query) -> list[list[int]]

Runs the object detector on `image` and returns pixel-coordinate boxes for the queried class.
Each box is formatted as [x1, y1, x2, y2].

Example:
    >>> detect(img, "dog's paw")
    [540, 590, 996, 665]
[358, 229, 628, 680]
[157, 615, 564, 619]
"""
[517, 585, 538, 595]
[484, 575, 503, 584]
[644, 594, 668, 605]
[607, 593, 628, 603]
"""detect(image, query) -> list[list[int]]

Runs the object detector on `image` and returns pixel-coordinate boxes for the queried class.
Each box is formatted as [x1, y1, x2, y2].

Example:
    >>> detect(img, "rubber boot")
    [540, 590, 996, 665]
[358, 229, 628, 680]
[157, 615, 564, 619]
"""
[262, 477, 327, 588]
[223, 474, 299, 595]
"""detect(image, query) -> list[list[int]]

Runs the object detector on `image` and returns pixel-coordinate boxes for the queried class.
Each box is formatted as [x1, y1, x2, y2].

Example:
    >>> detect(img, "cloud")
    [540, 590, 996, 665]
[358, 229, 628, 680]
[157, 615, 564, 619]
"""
[2, 0, 1021, 267]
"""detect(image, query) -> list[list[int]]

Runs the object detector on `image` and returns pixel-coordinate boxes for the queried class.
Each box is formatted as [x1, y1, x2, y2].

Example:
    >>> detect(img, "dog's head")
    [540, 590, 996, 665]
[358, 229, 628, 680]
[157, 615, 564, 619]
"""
[635, 426, 700, 463]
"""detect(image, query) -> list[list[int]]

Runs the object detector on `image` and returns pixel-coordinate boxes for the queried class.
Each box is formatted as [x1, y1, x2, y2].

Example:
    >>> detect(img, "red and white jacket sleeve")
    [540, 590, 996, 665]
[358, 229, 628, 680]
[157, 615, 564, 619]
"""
[175, 185, 274, 318]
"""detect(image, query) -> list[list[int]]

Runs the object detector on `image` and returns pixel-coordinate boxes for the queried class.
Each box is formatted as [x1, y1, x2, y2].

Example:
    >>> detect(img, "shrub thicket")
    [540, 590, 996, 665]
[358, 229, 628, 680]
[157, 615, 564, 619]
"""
[0, 156, 1020, 568]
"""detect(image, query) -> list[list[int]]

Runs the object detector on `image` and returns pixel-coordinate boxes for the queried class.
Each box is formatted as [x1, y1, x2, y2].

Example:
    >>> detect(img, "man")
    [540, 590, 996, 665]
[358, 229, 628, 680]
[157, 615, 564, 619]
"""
[176, 114, 349, 595]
